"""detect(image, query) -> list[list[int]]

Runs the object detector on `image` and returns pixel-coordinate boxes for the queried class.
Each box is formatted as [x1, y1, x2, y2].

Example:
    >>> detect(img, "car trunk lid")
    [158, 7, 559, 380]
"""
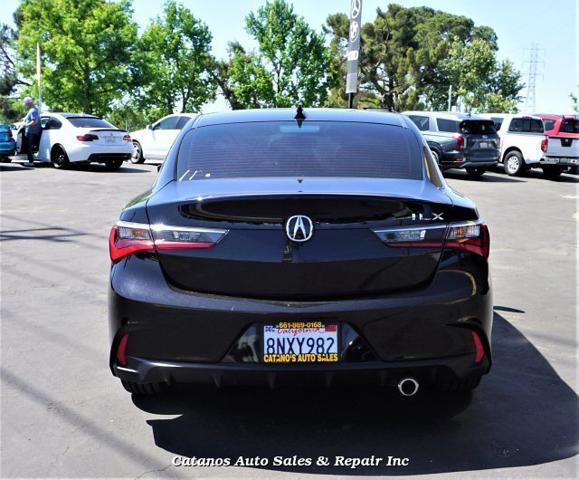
[145, 179, 476, 300]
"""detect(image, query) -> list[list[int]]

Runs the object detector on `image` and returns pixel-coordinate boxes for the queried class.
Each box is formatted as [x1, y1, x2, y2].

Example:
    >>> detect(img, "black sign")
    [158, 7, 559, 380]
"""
[346, 0, 363, 94]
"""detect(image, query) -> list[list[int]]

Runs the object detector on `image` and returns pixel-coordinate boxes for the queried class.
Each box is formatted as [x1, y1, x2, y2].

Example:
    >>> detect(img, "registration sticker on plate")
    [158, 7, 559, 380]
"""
[263, 322, 339, 363]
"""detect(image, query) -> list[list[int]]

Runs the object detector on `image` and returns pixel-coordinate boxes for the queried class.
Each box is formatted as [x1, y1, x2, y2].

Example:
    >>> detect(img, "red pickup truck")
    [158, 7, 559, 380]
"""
[535, 114, 579, 175]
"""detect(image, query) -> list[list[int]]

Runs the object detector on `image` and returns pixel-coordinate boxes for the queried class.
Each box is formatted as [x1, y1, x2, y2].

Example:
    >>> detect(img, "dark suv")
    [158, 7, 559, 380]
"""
[403, 111, 500, 178]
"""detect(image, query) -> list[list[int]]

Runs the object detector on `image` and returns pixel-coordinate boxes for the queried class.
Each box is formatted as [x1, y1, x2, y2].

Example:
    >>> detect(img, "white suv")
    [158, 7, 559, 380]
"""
[479, 114, 545, 176]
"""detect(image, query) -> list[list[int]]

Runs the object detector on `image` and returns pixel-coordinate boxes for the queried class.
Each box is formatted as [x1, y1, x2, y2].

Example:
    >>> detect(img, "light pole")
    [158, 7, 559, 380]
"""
[345, 0, 362, 109]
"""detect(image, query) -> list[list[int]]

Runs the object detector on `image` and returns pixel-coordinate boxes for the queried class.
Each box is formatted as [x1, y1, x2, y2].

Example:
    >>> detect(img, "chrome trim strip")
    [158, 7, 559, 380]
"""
[372, 224, 447, 234]
[116, 220, 150, 229]
[150, 224, 229, 235]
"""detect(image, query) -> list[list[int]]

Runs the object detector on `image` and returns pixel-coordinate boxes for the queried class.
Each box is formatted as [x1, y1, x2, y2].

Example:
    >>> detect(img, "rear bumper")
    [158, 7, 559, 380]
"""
[541, 156, 578, 166]
[0, 142, 16, 156]
[440, 152, 499, 170]
[113, 354, 490, 388]
[87, 153, 131, 162]
[66, 143, 133, 162]
[109, 254, 493, 386]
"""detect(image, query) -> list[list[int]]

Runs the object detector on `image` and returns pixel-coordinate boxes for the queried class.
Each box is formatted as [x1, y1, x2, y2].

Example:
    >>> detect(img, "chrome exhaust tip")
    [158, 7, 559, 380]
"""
[397, 377, 419, 397]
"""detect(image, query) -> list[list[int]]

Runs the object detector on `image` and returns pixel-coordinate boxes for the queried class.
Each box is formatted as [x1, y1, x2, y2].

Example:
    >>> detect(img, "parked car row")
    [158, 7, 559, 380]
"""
[404, 111, 578, 179]
[1, 110, 577, 179]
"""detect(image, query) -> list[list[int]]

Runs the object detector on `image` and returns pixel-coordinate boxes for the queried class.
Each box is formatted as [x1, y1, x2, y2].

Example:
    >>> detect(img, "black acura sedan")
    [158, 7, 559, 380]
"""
[109, 108, 492, 396]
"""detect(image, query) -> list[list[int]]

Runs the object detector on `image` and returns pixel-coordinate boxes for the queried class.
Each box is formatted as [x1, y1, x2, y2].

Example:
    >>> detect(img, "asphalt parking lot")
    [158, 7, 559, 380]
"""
[1, 159, 577, 479]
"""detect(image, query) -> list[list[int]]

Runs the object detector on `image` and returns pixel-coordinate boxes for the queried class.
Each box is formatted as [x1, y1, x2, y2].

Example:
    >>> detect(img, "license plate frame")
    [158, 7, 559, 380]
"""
[262, 321, 340, 364]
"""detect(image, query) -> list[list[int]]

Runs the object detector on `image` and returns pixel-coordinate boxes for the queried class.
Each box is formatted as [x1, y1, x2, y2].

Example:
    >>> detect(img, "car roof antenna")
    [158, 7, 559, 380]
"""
[295, 103, 306, 127]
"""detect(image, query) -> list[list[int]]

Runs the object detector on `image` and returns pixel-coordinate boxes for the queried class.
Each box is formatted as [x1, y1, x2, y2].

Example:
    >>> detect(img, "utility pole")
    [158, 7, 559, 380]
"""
[36, 43, 42, 112]
[447, 84, 452, 111]
[523, 43, 544, 113]
[345, 0, 362, 108]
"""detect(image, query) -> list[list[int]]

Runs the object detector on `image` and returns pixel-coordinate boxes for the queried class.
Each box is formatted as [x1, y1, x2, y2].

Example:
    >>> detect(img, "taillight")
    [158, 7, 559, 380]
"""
[446, 222, 490, 259]
[452, 134, 465, 150]
[6, 130, 12, 138]
[109, 221, 228, 263]
[77, 133, 98, 141]
[471, 331, 485, 364]
[541, 137, 548, 153]
[372, 222, 490, 259]
[116, 333, 129, 366]
[122, 134, 131, 142]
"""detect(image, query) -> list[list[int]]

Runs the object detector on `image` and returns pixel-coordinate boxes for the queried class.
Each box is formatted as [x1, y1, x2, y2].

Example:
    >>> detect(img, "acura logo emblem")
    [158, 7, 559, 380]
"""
[286, 215, 314, 242]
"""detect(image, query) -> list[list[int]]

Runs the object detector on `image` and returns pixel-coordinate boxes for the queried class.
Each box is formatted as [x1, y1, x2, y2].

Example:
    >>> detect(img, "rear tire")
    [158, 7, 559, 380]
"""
[0, 156, 11, 163]
[106, 159, 124, 170]
[504, 151, 524, 176]
[121, 380, 165, 396]
[51, 146, 70, 169]
[437, 375, 482, 393]
[466, 167, 485, 178]
[131, 140, 145, 164]
[542, 165, 564, 179]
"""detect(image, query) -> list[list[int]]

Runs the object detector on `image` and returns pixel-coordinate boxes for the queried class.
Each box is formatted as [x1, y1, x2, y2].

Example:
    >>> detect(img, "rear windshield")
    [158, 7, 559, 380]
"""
[67, 117, 114, 129]
[561, 118, 579, 134]
[436, 118, 459, 132]
[459, 120, 497, 134]
[542, 119, 556, 131]
[176, 121, 422, 181]
[508, 117, 544, 133]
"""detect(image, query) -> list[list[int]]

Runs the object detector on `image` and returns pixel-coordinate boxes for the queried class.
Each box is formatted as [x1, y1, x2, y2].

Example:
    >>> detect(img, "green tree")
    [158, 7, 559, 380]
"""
[133, 1, 215, 120]
[571, 88, 579, 113]
[218, 0, 331, 109]
[16, 0, 138, 116]
[324, 4, 520, 112]
[0, 23, 30, 122]
[212, 42, 273, 110]
[439, 38, 523, 112]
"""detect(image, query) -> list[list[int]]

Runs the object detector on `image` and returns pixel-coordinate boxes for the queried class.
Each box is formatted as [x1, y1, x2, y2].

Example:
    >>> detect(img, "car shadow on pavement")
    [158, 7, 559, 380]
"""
[64, 163, 150, 174]
[133, 313, 578, 476]
[444, 170, 526, 183]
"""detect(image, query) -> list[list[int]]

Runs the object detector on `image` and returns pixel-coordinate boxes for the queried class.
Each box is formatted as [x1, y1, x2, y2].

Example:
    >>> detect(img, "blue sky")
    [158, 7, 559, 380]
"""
[2, 0, 577, 112]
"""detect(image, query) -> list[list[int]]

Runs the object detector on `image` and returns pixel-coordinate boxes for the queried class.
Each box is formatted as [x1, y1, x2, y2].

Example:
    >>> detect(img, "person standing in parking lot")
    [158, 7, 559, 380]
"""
[22, 96, 41, 168]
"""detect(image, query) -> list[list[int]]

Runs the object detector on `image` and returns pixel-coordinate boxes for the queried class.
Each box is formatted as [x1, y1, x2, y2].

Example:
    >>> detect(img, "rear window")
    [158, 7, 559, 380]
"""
[67, 117, 114, 129]
[408, 115, 430, 131]
[560, 118, 579, 134]
[508, 118, 544, 133]
[436, 118, 460, 133]
[177, 121, 422, 181]
[459, 120, 497, 134]
[542, 119, 557, 131]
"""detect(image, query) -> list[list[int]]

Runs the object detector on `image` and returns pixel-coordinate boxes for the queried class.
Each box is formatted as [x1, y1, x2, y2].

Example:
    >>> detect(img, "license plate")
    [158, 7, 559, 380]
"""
[105, 136, 116, 143]
[543, 157, 559, 164]
[263, 322, 339, 363]
[479, 141, 490, 149]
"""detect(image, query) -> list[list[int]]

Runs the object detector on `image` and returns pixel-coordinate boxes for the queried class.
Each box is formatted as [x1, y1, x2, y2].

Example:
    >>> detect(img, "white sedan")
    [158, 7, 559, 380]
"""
[35, 113, 133, 169]
[129, 113, 196, 163]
